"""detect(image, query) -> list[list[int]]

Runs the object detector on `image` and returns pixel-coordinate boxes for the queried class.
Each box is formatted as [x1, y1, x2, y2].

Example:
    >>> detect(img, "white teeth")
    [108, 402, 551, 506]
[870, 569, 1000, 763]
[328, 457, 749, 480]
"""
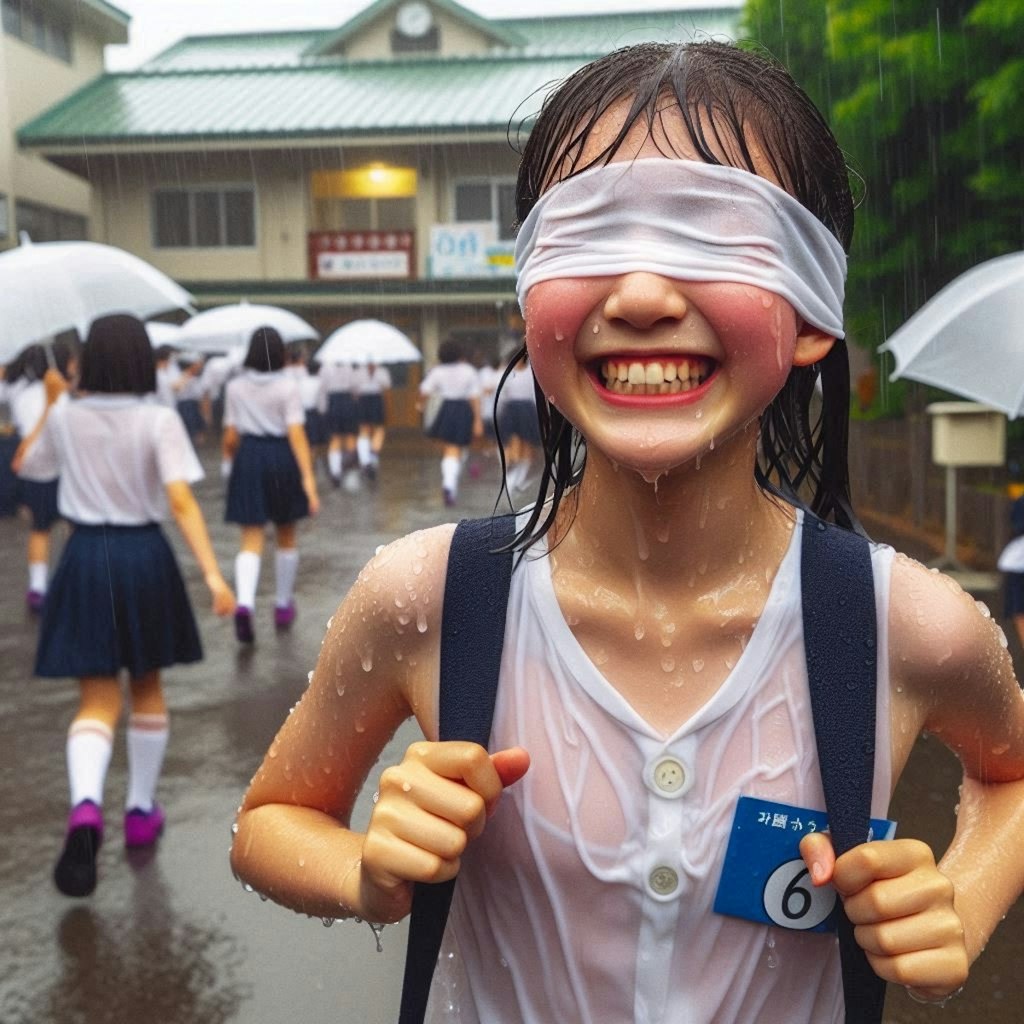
[599, 356, 714, 395]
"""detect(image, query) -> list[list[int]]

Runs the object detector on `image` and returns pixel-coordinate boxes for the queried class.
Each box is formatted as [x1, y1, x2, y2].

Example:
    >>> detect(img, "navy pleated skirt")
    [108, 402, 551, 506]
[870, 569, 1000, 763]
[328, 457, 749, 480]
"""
[36, 523, 202, 679]
[226, 434, 309, 526]
[304, 408, 328, 447]
[1005, 572, 1024, 618]
[19, 477, 60, 530]
[428, 399, 474, 446]
[498, 400, 541, 446]
[0, 433, 20, 517]
[326, 392, 359, 436]
[177, 399, 206, 437]
[357, 393, 385, 426]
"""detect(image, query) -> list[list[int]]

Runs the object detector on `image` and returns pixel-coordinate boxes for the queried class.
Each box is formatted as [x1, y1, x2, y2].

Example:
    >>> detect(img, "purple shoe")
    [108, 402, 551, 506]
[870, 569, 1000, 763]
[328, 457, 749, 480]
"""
[234, 606, 254, 644]
[54, 800, 103, 898]
[274, 603, 296, 630]
[26, 589, 44, 614]
[124, 805, 165, 848]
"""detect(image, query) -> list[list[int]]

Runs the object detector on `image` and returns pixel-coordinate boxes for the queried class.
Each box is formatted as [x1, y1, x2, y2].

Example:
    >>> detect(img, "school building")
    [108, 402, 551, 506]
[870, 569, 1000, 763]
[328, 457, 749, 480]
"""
[15, 0, 741, 425]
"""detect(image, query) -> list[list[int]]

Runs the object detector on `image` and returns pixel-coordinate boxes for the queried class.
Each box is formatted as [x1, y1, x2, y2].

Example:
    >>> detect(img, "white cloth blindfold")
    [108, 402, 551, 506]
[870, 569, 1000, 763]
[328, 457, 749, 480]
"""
[515, 159, 847, 339]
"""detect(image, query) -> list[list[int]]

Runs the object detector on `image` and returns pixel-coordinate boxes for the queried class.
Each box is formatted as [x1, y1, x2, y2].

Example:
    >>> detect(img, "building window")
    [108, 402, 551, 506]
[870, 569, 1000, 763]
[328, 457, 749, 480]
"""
[454, 179, 516, 240]
[152, 186, 256, 248]
[2, 0, 71, 62]
[15, 199, 86, 242]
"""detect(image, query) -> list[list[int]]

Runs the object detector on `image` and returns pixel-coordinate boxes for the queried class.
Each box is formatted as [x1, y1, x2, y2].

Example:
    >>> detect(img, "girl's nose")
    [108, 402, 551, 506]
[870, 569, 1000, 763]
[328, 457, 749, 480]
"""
[602, 272, 688, 330]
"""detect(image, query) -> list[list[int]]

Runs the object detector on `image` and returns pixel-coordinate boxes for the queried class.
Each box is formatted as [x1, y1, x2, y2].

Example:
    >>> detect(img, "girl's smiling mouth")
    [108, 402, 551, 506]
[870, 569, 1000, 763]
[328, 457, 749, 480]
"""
[590, 354, 719, 401]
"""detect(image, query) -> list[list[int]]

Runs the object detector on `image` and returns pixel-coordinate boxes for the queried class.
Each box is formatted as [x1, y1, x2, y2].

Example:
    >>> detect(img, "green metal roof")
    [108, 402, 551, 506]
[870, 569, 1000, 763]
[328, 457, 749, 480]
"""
[19, 57, 587, 145]
[20, 5, 742, 148]
[139, 7, 740, 73]
[142, 31, 326, 72]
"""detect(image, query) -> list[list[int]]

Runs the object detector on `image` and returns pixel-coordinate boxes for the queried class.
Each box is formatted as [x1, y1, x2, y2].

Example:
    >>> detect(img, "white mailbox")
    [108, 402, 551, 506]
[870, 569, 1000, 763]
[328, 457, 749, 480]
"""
[927, 401, 1006, 467]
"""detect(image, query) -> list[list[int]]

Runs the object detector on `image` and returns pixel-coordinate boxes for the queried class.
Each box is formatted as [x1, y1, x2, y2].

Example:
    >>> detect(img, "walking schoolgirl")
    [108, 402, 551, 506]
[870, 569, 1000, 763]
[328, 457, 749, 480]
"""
[223, 327, 320, 644]
[318, 358, 360, 489]
[419, 338, 483, 506]
[7, 340, 76, 612]
[495, 351, 540, 497]
[352, 360, 391, 480]
[15, 314, 235, 898]
[230, 42, 1024, 1022]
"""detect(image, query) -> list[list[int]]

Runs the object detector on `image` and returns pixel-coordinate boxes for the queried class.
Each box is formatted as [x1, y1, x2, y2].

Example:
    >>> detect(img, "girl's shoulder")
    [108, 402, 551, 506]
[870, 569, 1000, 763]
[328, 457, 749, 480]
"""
[322, 523, 457, 738]
[888, 551, 1017, 722]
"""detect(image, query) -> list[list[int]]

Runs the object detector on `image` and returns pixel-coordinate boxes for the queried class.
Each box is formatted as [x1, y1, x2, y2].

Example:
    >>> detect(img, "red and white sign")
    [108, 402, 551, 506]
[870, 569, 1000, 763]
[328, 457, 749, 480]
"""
[308, 231, 415, 280]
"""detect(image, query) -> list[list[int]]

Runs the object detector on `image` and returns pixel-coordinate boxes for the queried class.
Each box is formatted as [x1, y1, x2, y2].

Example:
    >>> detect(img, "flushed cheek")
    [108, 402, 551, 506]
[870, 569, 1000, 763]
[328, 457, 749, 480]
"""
[523, 278, 607, 351]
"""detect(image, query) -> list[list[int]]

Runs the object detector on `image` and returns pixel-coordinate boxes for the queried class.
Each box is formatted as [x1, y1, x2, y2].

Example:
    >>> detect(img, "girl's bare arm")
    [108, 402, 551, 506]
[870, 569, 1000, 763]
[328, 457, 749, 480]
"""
[231, 524, 527, 924]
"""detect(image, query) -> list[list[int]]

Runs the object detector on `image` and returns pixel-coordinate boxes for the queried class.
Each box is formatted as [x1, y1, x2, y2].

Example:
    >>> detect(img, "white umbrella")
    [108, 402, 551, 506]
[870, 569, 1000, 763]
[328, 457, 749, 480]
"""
[878, 251, 1024, 418]
[177, 302, 319, 354]
[145, 321, 185, 348]
[0, 235, 193, 362]
[316, 319, 422, 365]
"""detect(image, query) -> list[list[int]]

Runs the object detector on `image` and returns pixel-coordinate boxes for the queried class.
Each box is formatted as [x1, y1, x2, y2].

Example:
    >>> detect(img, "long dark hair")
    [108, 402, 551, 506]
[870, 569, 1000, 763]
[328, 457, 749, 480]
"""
[502, 40, 859, 551]
[79, 315, 155, 395]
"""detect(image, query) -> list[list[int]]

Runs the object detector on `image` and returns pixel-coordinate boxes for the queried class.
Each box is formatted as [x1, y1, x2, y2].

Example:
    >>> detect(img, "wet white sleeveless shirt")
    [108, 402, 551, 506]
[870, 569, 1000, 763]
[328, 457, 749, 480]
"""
[427, 511, 894, 1024]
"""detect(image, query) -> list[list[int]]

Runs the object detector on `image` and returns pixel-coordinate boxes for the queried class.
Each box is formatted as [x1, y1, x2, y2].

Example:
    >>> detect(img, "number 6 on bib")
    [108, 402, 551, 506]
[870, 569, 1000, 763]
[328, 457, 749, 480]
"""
[713, 796, 897, 934]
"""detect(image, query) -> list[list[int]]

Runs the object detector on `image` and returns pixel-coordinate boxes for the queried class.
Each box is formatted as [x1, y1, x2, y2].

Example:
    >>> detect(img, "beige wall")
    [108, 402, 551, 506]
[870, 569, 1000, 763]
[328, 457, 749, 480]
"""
[1, 18, 111, 246]
[342, 4, 492, 61]
[86, 141, 521, 283]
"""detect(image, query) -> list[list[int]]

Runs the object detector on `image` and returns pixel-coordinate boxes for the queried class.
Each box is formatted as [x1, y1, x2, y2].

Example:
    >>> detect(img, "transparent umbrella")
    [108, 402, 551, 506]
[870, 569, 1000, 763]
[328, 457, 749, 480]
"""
[177, 302, 319, 354]
[316, 319, 422, 365]
[145, 321, 186, 348]
[0, 235, 193, 362]
[878, 251, 1024, 418]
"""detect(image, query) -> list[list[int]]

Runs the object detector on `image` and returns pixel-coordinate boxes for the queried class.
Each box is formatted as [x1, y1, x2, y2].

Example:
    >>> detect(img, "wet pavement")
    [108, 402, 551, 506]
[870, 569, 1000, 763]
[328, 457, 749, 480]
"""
[1, 435, 1022, 1023]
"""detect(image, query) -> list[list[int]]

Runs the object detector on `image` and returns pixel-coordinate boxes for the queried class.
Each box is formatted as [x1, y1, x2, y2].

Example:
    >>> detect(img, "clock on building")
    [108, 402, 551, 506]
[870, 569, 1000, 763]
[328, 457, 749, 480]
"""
[395, 1, 434, 38]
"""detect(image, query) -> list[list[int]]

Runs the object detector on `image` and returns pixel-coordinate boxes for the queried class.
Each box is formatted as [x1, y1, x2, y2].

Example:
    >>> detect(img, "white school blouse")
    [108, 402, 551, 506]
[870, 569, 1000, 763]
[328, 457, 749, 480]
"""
[351, 364, 392, 395]
[10, 379, 46, 437]
[478, 365, 502, 422]
[18, 395, 203, 525]
[286, 364, 321, 411]
[498, 366, 536, 404]
[224, 370, 304, 437]
[420, 362, 482, 401]
[427, 511, 895, 1024]
[155, 363, 181, 409]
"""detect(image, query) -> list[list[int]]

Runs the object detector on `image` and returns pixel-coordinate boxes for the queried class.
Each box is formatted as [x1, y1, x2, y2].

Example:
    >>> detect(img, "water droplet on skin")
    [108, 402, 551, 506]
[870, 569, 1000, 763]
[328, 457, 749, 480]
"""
[298, 857, 306, 868]
[765, 932, 778, 969]
[231, 821, 239, 835]
[335, 684, 346, 697]
[322, 917, 334, 928]
[593, 647, 610, 666]
[692, 659, 705, 673]
[369, 922, 386, 952]
[634, 623, 646, 640]
[416, 608, 428, 633]
[554, 331, 564, 342]
[695, 410, 703, 420]
[361, 652, 373, 671]
[412, 562, 423, 575]
[592, 323, 600, 334]
[355, 718, 366, 734]
[243, 883, 254, 893]
[402, 781, 412, 793]
[661, 656, 676, 672]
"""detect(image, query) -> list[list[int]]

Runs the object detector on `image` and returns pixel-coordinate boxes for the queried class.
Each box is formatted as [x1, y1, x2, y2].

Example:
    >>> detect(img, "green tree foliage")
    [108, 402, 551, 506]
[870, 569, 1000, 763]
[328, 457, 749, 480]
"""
[741, 0, 1023, 363]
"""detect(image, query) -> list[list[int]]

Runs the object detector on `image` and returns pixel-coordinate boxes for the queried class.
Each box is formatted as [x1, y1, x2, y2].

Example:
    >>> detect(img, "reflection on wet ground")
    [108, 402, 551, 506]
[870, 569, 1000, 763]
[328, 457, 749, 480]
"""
[0, 435, 1021, 1022]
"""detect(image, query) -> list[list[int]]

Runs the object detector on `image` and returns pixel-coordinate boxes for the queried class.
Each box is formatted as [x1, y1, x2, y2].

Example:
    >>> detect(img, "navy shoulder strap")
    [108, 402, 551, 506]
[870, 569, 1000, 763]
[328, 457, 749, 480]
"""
[398, 514, 516, 1024]
[801, 514, 887, 1024]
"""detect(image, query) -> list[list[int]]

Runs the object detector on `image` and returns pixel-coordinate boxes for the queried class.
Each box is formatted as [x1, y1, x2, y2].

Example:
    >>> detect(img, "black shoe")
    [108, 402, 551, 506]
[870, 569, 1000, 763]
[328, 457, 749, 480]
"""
[54, 811, 103, 898]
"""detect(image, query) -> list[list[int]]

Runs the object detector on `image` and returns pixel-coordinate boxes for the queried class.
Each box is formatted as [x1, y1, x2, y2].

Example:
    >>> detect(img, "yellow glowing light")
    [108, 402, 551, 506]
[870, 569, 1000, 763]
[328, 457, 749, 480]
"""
[311, 165, 418, 200]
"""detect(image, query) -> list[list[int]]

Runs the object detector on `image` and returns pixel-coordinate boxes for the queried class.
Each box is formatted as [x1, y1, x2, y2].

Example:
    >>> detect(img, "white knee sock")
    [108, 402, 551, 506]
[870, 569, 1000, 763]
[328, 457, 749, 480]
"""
[275, 549, 300, 608]
[327, 449, 342, 477]
[235, 551, 261, 610]
[441, 456, 461, 494]
[67, 719, 114, 808]
[356, 435, 372, 467]
[125, 713, 169, 812]
[29, 561, 48, 593]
